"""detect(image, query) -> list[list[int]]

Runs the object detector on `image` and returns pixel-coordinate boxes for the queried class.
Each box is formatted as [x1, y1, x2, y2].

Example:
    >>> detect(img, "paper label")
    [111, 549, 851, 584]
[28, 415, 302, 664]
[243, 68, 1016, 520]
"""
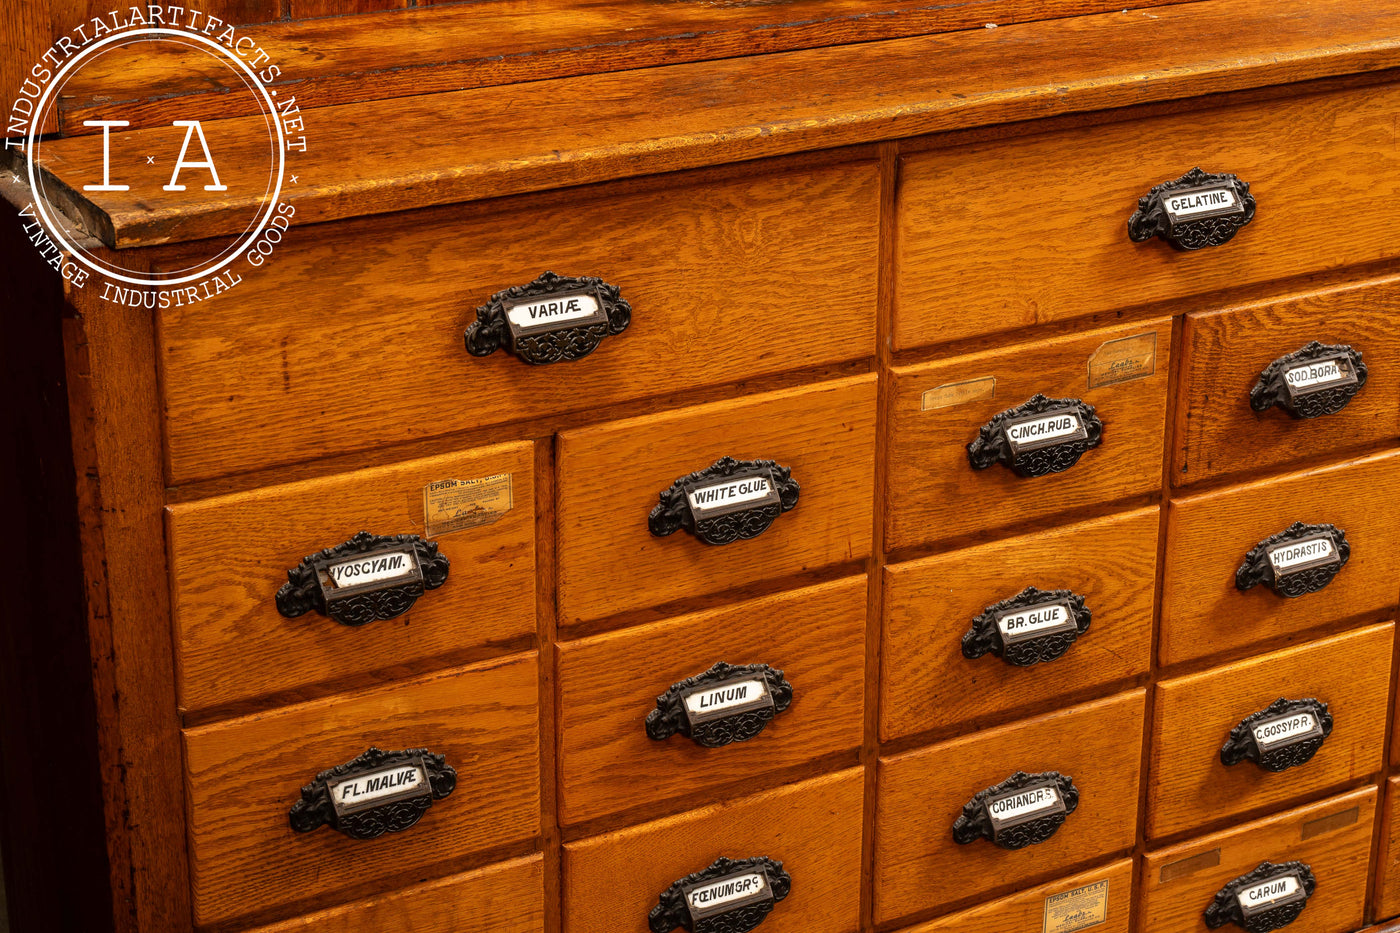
[922, 376, 996, 411]
[329, 763, 426, 814]
[1285, 358, 1351, 392]
[505, 291, 601, 331]
[1088, 332, 1157, 388]
[1044, 879, 1110, 933]
[683, 679, 768, 718]
[326, 550, 414, 589]
[1237, 875, 1300, 913]
[686, 872, 768, 919]
[996, 602, 1076, 644]
[687, 476, 773, 516]
[1268, 536, 1335, 573]
[988, 784, 1060, 824]
[1253, 711, 1319, 750]
[1006, 412, 1083, 450]
[423, 474, 513, 537]
[1164, 187, 1239, 220]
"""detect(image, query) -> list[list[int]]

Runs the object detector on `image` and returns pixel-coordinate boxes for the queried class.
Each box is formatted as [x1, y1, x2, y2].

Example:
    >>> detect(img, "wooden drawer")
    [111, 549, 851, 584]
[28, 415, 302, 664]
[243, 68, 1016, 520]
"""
[881, 507, 1156, 741]
[562, 768, 862, 933]
[894, 81, 1400, 349]
[168, 443, 536, 713]
[1378, 778, 1400, 922]
[556, 576, 865, 827]
[1147, 623, 1392, 841]
[1160, 450, 1400, 667]
[886, 319, 1170, 552]
[873, 690, 1145, 925]
[1174, 276, 1400, 488]
[898, 859, 1132, 933]
[158, 160, 880, 483]
[244, 855, 544, 933]
[557, 375, 876, 626]
[183, 655, 540, 926]
[1138, 787, 1376, 933]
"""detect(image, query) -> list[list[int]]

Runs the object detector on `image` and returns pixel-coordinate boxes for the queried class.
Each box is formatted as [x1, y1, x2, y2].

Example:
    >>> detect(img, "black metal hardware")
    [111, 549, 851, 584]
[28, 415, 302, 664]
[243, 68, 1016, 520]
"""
[952, 771, 1079, 850]
[1204, 861, 1316, 931]
[1236, 522, 1349, 598]
[967, 394, 1104, 478]
[464, 270, 631, 365]
[1250, 342, 1367, 419]
[288, 746, 456, 840]
[649, 456, 799, 546]
[963, 586, 1092, 667]
[646, 662, 793, 748]
[1221, 698, 1333, 773]
[1128, 167, 1257, 250]
[649, 856, 792, 933]
[275, 531, 450, 626]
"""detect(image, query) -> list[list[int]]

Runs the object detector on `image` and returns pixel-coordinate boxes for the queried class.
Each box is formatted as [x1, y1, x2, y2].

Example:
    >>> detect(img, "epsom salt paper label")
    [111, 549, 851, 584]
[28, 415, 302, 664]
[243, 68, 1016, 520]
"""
[1268, 536, 1336, 574]
[1237, 874, 1301, 915]
[686, 473, 778, 519]
[685, 872, 769, 921]
[504, 290, 604, 332]
[325, 550, 416, 589]
[328, 761, 427, 816]
[682, 678, 771, 725]
[987, 784, 1062, 828]
[1285, 357, 1353, 394]
[996, 601, 1076, 646]
[1253, 711, 1323, 751]
[1005, 411, 1086, 453]
[1043, 879, 1110, 933]
[423, 474, 513, 537]
[1163, 187, 1240, 221]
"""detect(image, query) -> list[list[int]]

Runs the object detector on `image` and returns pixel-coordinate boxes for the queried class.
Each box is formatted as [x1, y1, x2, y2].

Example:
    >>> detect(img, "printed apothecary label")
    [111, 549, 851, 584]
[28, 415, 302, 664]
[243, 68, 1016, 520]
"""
[1044, 880, 1110, 933]
[423, 474, 513, 537]
[1237, 873, 1304, 918]
[987, 782, 1064, 829]
[1004, 410, 1088, 453]
[1267, 535, 1338, 574]
[327, 757, 430, 817]
[686, 471, 781, 520]
[681, 674, 775, 727]
[1088, 332, 1157, 389]
[1284, 355, 1358, 396]
[922, 376, 996, 411]
[502, 288, 609, 335]
[1252, 710, 1324, 752]
[995, 600, 1078, 646]
[324, 550, 416, 589]
[684, 870, 772, 923]
[1163, 187, 1241, 221]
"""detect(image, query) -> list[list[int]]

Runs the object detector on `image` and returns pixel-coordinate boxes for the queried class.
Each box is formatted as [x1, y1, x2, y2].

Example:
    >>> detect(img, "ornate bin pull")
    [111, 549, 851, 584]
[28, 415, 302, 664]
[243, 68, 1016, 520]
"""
[952, 771, 1079, 850]
[1128, 167, 1257, 251]
[962, 586, 1092, 667]
[1235, 522, 1349, 599]
[288, 746, 456, 840]
[275, 531, 450, 626]
[649, 856, 791, 933]
[1204, 861, 1316, 932]
[967, 394, 1103, 478]
[646, 662, 793, 748]
[1250, 342, 1367, 419]
[649, 456, 800, 546]
[463, 270, 631, 365]
[1221, 698, 1333, 773]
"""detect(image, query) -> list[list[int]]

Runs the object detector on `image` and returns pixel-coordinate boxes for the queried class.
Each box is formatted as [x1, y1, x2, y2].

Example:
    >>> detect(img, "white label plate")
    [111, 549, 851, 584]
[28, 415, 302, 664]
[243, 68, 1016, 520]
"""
[1268, 537, 1336, 573]
[988, 785, 1061, 824]
[1237, 875, 1300, 913]
[996, 602, 1076, 644]
[1285, 358, 1350, 392]
[1164, 187, 1239, 220]
[329, 763, 426, 813]
[1253, 712, 1320, 751]
[505, 291, 601, 331]
[687, 476, 774, 516]
[326, 550, 415, 589]
[687, 872, 768, 917]
[1005, 412, 1084, 451]
[683, 678, 769, 718]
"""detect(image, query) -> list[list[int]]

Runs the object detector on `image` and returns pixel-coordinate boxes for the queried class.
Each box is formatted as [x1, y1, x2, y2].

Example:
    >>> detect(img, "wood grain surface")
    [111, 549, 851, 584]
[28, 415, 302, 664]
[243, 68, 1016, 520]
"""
[156, 160, 879, 483]
[886, 318, 1170, 552]
[881, 507, 1157, 741]
[183, 655, 540, 926]
[1147, 623, 1394, 841]
[556, 576, 866, 827]
[874, 690, 1146, 925]
[1160, 450, 1400, 667]
[902, 859, 1133, 933]
[1138, 787, 1376, 933]
[556, 375, 876, 627]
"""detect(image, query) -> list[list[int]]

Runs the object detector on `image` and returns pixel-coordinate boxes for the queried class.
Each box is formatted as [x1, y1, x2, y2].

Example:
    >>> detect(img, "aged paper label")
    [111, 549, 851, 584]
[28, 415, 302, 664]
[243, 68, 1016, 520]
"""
[922, 376, 995, 411]
[1044, 879, 1109, 933]
[423, 474, 513, 537]
[1088, 332, 1157, 389]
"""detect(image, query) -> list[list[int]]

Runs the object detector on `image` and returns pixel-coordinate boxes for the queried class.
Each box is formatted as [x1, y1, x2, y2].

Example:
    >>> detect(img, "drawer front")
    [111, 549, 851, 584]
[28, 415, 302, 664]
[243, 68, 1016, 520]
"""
[900, 859, 1132, 933]
[1147, 623, 1392, 841]
[874, 690, 1145, 925]
[168, 442, 536, 713]
[159, 160, 880, 483]
[1376, 777, 1400, 922]
[556, 577, 865, 826]
[887, 319, 1170, 552]
[1174, 276, 1400, 487]
[184, 655, 540, 926]
[1160, 450, 1400, 666]
[562, 768, 862, 933]
[1139, 787, 1376, 933]
[557, 375, 876, 626]
[881, 507, 1157, 741]
[244, 855, 544, 933]
[895, 81, 1400, 349]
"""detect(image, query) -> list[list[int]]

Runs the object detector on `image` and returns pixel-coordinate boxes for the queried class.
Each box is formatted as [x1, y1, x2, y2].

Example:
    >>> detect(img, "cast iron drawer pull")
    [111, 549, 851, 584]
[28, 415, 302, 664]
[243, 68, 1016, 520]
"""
[646, 662, 793, 748]
[1128, 167, 1257, 250]
[1204, 860, 1316, 932]
[649, 456, 800, 546]
[1251, 342, 1367, 419]
[1221, 698, 1332, 773]
[288, 746, 456, 840]
[967, 394, 1103, 478]
[464, 270, 631, 365]
[1236, 522, 1349, 598]
[275, 531, 450, 626]
[649, 855, 791, 933]
[953, 770, 1078, 850]
[963, 586, 1092, 667]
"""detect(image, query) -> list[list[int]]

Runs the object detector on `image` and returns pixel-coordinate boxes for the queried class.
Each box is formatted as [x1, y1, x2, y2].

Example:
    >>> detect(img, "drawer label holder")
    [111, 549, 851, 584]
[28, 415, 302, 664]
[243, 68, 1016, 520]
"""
[464, 270, 631, 365]
[953, 770, 1079, 851]
[963, 585, 1092, 667]
[1251, 341, 1367, 419]
[275, 531, 451, 626]
[649, 456, 800, 546]
[1235, 522, 1350, 599]
[1204, 860, 1315, 932]
[1128, 167, 1256, 251]
[968, 394, 1103, 479]
[649, 855, 791, 933]
[1221, 697, 1333, 773]
[645, 661, 793, 748]
[288, 746, 456, 840]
